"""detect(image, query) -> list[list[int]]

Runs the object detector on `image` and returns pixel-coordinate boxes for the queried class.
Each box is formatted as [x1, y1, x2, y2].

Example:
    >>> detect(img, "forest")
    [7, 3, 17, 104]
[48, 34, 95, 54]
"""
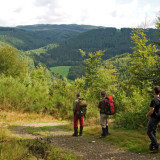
[0, 17, 160, 159]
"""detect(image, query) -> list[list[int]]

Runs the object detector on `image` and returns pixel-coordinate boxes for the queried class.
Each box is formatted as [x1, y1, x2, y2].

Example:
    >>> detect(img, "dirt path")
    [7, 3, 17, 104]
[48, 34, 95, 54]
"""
[11, 122, 160, 160]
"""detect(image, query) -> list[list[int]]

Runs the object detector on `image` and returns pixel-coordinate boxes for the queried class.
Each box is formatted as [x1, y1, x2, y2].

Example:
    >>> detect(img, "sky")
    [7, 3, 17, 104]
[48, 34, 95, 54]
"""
[0, 0, 159, 28]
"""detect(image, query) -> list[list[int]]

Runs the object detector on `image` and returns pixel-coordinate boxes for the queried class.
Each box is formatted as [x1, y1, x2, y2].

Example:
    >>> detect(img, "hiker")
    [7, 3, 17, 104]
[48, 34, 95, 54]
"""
[146, 86, 160, 153]
[98, 91, 110, 138]
[72, 92, 84, 136]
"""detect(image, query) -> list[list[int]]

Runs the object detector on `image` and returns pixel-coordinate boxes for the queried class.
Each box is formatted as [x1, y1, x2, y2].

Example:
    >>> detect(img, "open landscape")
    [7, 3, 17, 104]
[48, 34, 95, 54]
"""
[0, 0, 160, 159]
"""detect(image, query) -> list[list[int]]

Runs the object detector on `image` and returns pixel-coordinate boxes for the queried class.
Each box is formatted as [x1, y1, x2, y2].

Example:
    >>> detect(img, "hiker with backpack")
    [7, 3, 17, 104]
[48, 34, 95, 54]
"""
[72, 92, 87, 137]
[98, 91, 115, 138]
[146, 86, 160, 153]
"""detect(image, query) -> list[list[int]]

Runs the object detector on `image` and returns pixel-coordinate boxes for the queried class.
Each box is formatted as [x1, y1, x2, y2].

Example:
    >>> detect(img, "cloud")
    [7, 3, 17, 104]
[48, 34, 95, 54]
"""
[0, 0, 158, 28]
[33, 0, 54, 7]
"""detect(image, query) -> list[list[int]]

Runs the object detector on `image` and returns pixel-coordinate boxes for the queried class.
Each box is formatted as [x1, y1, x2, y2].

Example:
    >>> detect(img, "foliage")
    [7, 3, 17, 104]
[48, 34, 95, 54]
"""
[67, 65, 85, 80]
[113, 28, 159, 129]
[129, 28, 159, 88]
[0, 46, 28, 79]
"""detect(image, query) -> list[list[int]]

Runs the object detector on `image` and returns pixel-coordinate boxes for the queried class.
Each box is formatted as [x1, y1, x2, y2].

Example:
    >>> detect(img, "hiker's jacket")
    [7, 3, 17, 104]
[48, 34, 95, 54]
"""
[98, 97, 106, 114]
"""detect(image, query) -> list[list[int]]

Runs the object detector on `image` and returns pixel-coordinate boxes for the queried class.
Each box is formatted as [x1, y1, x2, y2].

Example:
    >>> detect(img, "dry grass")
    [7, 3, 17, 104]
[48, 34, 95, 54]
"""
[0, 111, 65, 125]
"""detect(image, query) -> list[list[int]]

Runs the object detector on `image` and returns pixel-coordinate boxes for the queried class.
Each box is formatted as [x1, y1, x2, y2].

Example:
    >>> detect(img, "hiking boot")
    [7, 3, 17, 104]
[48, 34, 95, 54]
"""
[106, 125, 110, 136]
[99, 128, 107, 138]
[150, 147, 159, 153]
[149, 144, 154, 151]
[99, 135, 106, 138]
[79, 126, 83, 136]
[72, 127, 78, 137]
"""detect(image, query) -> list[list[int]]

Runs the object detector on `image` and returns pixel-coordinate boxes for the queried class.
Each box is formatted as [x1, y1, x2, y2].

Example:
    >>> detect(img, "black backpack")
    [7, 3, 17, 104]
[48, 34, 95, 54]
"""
[155, 97, 160, 118]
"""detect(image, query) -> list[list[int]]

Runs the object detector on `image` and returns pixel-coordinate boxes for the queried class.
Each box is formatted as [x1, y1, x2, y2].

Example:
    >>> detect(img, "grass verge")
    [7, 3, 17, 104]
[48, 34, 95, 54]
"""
[84, 125, 160, 154]
[0, 125, 81, 160]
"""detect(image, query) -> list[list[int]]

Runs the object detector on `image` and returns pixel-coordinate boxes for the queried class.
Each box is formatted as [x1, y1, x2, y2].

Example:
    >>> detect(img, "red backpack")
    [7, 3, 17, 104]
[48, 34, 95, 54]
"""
[104, 96, 115, 115]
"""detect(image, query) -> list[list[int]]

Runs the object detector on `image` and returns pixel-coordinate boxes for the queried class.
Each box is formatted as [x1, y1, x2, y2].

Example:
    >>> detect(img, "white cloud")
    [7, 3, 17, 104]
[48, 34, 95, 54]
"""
[0, 0, 159, 28]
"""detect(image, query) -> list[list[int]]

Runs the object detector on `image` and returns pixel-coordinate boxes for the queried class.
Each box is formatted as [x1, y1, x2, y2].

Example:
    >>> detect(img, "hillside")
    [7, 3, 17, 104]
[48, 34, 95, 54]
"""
[16, 24, 102, 31]
[32, 28, 158, 67]
[0, 25, 158, 68]
[0, 24, 101, 51]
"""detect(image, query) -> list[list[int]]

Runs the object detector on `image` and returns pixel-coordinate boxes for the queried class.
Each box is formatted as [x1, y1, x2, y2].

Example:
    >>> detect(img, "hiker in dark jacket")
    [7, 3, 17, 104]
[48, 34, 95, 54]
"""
[72, 92, 84, 136]
[146, 86, 160, 153]
[98, 91, 110, 138]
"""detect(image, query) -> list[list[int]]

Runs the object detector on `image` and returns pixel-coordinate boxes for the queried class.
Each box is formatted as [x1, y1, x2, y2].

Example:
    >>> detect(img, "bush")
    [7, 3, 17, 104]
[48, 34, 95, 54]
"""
[114, 89, 150, 129]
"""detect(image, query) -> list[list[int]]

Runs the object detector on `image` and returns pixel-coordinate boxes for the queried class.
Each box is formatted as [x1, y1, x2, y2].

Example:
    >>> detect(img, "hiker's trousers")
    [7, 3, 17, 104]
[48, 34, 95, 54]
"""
[74, 114, 83, 128]
[147, 117, 160, 148]
[100, 113, 110, 128]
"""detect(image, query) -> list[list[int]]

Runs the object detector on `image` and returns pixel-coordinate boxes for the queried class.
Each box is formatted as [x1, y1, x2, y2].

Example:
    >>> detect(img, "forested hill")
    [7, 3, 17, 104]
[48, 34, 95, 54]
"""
[0, 24, 158, 67]
[0, 24, 101, 51]
[16, 24, 102, 31]
[31, 27, 158, 67]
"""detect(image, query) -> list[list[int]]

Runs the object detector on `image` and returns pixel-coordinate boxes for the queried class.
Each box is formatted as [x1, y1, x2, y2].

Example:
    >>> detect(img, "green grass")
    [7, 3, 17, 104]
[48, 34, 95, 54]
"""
[50, 66, 71, 78]
[85, 125, 160, 154]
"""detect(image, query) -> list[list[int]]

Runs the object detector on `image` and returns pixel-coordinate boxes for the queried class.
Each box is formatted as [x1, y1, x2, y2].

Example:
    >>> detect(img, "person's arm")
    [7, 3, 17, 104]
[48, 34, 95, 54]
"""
[98, 101, 101, 109]
[73, 99, 78, 112]
[146, 107, 154, 118]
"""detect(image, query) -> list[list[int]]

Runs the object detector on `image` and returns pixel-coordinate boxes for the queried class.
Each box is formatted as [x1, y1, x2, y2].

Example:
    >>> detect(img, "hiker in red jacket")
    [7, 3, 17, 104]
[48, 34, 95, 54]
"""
[72, 92, 84, 136]
[98, 91, 110, 138]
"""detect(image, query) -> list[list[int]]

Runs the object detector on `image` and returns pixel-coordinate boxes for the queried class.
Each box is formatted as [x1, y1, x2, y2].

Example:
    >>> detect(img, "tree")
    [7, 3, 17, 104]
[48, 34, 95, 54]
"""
[79, 49, 117, 100]
[79, 49, 105, 88]
[0, 45, 28, 78]
[129, 28, 159, 90]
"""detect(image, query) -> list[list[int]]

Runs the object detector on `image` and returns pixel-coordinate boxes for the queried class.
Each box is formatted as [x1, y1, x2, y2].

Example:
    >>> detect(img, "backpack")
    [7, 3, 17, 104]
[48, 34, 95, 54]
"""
[155, 97, 160, 118]
[76, 98, 87, 117]
[104, 96, 115, 115]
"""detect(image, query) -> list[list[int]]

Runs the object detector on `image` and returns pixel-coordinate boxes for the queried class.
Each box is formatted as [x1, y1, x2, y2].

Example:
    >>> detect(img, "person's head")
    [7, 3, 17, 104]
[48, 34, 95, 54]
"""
[100, 91, 106, 98]
[153, 86, 160, 95]
[76, 92, 81, 98]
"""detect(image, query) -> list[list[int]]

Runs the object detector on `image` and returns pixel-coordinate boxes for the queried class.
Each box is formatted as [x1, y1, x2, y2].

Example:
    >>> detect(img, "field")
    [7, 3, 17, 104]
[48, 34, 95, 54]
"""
[50, 66, 71, 78]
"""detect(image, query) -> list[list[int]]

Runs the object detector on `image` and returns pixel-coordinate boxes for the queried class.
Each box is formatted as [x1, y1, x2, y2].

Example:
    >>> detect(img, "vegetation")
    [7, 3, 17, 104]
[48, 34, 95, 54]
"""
[33, 28, 158, 67]
[0, 24, 160, 128]
[0, 126, 80, 160]
[0, 25, 158, 67]
[0, 18, 160, 158]
[50, 66, 71, 78]
[0, 17, 160, 128]
[0, 24, 101, 51]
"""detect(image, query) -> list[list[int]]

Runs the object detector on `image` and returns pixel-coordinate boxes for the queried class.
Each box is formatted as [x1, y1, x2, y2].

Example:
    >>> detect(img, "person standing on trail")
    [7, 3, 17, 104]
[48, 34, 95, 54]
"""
[72, 92, 84, 137]
[98, 91, 110, 138]
[146, 86, 160, 153]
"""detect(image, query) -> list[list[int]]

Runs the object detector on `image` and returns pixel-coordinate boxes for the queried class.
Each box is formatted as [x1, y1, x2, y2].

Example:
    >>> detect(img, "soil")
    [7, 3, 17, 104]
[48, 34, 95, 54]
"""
[11, 122, 160, 160]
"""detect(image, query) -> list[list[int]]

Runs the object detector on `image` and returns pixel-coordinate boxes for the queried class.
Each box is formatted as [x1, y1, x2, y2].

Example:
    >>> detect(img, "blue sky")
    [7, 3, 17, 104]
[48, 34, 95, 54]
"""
[0, 0, 159, 28]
